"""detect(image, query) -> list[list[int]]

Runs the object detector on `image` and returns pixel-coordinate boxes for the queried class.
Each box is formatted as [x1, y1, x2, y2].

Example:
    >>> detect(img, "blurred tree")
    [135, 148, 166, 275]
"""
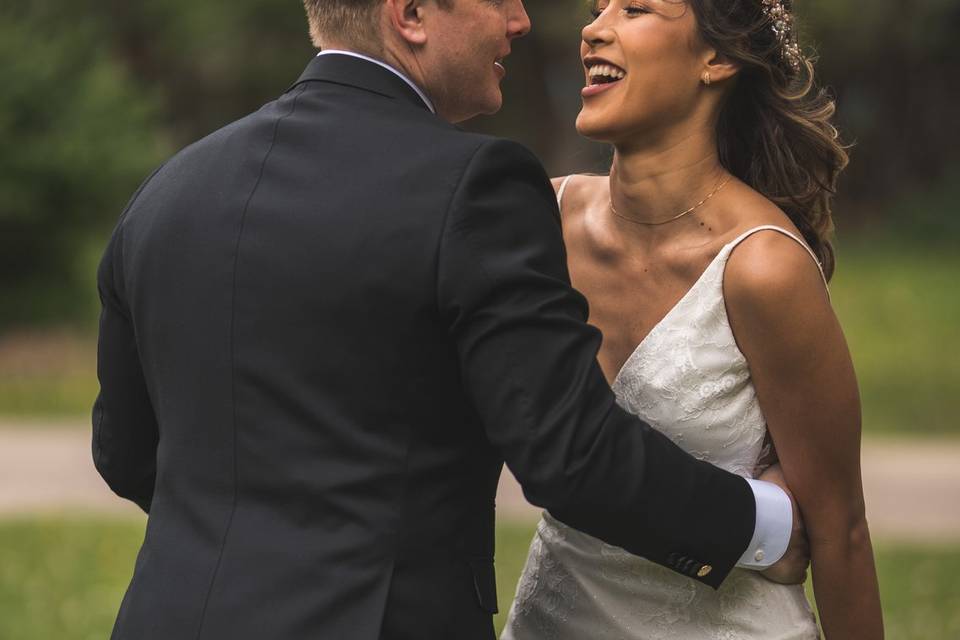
[0, 2, 166, 327]
[97, 0, 316, 144]
[801, 0, 960, 236]
[2, 0, 957, 330]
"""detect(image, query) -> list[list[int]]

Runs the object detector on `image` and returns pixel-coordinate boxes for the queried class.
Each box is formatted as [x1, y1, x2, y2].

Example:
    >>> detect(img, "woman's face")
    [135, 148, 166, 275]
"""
[576, 0, 711, 144]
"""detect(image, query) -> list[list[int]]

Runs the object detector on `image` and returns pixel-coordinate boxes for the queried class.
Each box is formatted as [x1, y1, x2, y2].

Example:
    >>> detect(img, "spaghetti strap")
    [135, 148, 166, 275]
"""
[727, 225, 829, 291]
[556, 175, 575, 213]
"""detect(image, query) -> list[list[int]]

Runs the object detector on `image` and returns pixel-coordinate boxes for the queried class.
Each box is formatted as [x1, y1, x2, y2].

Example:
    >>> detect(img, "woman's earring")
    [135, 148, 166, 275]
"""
[701, 71, 712, 86]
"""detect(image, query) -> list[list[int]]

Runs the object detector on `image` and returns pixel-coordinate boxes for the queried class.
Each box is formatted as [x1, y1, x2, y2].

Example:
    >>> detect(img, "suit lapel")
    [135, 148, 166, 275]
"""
[289, 53, 432, 113]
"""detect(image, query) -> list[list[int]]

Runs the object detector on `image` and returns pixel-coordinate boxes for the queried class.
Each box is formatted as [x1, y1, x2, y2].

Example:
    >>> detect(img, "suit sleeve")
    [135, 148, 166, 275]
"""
[436, 139, 756, 587]
[92, 187, 160, 514]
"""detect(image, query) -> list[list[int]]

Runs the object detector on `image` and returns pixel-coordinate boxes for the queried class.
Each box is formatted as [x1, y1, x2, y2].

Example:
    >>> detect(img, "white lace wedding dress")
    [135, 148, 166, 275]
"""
[501, 181, 823, 640]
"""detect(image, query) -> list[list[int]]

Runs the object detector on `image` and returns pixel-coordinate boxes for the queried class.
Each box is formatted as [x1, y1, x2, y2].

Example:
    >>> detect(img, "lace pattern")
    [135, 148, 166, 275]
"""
[502, 225, 823, 639]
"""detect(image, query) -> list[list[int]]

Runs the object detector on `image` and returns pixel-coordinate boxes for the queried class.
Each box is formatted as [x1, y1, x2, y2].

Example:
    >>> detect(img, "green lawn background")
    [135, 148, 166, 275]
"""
[1, 517, 958, 639]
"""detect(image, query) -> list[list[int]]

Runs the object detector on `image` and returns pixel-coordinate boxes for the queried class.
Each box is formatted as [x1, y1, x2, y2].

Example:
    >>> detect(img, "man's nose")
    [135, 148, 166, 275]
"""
[509, 0, 532, 39]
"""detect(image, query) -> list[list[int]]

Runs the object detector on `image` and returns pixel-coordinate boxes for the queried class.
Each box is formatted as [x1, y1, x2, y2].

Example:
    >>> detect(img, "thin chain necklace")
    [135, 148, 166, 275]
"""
[609, 175, 732, 226]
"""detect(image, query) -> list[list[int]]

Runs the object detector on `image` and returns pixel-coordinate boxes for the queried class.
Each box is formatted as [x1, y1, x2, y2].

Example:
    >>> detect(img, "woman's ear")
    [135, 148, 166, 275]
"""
[701, 49, 740, 85]
[384, 0, 428, 46]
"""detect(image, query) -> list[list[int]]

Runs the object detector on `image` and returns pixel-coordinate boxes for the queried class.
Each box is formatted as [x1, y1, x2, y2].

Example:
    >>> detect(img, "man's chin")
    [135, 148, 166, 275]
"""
[481, 92, 503, 115]
[450, 93, 502, 123]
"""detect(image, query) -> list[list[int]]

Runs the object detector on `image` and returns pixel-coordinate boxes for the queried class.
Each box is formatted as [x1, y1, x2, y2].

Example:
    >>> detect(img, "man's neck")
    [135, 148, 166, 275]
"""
[320, 39, 420, 90]
[315, 47, 436, 114]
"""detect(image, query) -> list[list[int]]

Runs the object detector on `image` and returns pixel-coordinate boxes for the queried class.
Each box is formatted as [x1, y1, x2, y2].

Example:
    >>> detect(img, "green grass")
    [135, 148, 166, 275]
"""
[0, 241, 958, 436]
[0, 372, 98, 419]
[1, 517, 958, 639]
[831, 241, 960, 436]
[0, 330, 98, 419]
[0, 518, 145, 640]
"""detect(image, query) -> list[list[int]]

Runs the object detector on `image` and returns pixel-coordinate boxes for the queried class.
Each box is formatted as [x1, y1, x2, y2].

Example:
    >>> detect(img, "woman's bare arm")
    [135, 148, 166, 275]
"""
[725, 231, 883, 639]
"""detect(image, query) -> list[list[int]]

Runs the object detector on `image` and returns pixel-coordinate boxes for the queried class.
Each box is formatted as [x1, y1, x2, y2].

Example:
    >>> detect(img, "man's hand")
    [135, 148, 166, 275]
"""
[759, 463, 810, 584]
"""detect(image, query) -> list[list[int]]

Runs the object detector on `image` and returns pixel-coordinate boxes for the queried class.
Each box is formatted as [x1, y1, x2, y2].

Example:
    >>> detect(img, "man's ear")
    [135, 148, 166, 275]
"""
[384, 0, 428, 45]
[702, 49, 740, 84]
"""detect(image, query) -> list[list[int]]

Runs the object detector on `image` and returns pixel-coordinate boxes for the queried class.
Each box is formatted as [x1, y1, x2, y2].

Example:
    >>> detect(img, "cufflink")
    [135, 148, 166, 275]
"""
[754, 549, 765, 562]
[697, 565, 713, 578]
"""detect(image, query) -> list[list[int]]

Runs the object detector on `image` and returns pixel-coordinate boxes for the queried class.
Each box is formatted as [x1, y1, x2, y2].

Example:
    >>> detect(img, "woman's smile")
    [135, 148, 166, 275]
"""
[582, 57, 627, 97]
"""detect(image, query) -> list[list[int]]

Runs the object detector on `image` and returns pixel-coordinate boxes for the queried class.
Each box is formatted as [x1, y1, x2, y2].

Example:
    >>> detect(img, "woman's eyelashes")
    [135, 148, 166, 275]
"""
[625, 4, 652, 15]
[589, 2, 652, 19]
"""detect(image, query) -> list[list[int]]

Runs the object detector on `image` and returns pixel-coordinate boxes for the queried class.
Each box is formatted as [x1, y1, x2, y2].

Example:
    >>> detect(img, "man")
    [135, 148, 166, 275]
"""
[93, 0, 806, 638]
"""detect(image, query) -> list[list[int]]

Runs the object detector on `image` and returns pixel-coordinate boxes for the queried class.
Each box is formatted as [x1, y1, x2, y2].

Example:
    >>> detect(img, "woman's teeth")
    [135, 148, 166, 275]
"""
[588, 65, 626, 85]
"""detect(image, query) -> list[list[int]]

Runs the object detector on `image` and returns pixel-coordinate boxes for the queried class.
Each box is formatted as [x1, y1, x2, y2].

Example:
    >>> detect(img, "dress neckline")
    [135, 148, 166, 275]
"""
[609, 245, 729, 387]
[555, 177, 828, 389]
[607, 225, 827, 387]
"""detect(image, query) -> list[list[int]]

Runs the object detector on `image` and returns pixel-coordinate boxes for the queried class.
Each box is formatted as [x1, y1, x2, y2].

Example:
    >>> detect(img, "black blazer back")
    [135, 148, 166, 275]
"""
[104, 55, 505, 639]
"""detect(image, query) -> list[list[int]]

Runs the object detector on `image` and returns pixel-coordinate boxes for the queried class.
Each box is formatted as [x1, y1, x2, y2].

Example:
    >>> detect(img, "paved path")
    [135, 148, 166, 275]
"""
[2, 423, 959, 542]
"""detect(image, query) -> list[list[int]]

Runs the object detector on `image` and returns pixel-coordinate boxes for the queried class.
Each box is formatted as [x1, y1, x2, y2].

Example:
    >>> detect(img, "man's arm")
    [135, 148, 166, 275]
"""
[436, 139, 763, 587]
[92, 209, 159, 514]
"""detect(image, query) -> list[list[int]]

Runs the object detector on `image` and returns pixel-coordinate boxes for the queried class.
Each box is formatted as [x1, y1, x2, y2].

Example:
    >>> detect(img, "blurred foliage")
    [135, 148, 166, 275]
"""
[86, 0, 315, 142]
[1, 517, 958, 639]
[799, 0, 960, 233]
[0, 0, 957, 329]
[0, 2, 166, 327]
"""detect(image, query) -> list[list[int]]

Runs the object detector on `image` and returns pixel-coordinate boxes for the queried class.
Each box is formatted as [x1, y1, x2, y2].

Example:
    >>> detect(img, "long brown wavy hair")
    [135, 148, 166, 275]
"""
[689, 0, 848, 280]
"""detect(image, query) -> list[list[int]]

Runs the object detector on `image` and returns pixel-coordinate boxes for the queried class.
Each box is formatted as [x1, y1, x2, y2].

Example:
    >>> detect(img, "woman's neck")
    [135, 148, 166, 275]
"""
[608, 127, 727, 231]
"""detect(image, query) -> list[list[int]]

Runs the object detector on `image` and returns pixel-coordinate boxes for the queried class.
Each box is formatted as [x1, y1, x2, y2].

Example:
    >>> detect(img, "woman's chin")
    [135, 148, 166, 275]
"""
[575, 111, 618, 143]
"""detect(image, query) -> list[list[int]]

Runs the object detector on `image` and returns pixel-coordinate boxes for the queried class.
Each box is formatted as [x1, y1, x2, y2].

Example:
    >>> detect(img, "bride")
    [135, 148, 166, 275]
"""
[502, 0, 882, 638]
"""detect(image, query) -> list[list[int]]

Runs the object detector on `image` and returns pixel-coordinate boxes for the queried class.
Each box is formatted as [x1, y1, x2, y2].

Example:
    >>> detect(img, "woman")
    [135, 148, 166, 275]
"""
[502, 0, 882, 638]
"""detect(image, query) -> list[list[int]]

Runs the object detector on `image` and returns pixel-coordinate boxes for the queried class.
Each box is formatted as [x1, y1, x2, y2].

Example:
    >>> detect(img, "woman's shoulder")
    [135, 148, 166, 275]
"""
[722, 236, 830, 363]
[551, 174, 608, 212]
[727, 230, 826, 300]
[720, 187, 829, 311]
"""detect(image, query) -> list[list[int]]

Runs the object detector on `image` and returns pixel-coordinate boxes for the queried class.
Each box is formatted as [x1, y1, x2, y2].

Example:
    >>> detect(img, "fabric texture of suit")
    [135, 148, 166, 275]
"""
[93, 54, 756, 640]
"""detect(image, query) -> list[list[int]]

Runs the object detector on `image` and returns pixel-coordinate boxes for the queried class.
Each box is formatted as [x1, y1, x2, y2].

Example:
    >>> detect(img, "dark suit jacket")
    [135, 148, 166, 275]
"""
[93, 53, 756, 640]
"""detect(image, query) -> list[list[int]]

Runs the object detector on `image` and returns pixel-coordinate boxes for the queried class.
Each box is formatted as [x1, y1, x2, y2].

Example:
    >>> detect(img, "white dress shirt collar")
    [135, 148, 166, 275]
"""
[315, 50, 436, 114]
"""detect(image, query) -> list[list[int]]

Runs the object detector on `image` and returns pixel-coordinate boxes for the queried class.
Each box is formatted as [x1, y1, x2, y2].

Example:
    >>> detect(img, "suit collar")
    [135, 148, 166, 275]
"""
[289, 52, 434, 113]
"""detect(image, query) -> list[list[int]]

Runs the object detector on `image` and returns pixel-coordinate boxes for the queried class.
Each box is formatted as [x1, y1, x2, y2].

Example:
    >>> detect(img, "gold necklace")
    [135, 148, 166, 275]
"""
[609, 175, 732, 226]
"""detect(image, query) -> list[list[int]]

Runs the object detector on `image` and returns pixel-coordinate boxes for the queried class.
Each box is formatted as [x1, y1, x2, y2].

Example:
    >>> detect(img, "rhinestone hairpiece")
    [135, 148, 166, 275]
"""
[760, 0, 802, 72]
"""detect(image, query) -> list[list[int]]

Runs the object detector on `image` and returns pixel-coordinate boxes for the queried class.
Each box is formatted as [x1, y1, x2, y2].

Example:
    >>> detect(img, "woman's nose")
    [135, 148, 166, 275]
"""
[581, 14, 609, 48]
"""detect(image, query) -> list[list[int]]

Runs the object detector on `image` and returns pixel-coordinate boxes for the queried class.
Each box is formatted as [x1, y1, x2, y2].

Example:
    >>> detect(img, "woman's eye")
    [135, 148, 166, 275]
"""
[589, 0, 612, 17]
[590, 2, 648, 18]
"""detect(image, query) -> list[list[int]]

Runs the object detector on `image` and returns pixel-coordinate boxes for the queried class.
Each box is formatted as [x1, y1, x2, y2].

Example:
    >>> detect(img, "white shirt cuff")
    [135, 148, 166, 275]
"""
[737, 478, 792, 569]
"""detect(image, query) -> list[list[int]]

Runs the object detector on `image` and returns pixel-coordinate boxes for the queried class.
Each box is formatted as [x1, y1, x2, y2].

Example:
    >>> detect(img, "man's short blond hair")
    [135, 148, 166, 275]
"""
[302, 0, 384, 52]
[303, 0, 454, 52]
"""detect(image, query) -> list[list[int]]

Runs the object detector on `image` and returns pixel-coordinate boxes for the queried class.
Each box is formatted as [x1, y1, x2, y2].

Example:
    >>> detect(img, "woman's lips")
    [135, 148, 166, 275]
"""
[582, 79, 622, 98]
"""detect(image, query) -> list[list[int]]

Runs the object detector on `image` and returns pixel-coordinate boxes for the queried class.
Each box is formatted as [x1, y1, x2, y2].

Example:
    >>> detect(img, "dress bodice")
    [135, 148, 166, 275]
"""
[502, 178, 823, 639]
[610, 234, 770, 479]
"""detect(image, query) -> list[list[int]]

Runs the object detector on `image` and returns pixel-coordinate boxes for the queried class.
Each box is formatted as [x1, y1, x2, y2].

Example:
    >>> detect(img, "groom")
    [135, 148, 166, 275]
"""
[93, 0, 806, 638]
